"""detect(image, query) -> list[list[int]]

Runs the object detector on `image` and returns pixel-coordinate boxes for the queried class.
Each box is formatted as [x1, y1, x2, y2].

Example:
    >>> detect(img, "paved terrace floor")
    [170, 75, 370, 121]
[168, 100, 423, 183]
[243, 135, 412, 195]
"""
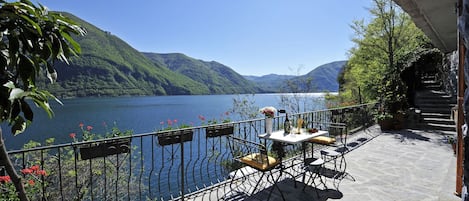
[195, 125, 461, 201]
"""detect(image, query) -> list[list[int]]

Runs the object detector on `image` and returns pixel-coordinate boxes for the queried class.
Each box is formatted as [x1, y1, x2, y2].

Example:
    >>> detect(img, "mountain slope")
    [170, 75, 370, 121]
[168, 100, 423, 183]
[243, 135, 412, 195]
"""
[143, 53, 261, 94]
[298, 60, 347, 92]
[244, 74, 295, 92]
[40, 12, 211, 97]
[245, 60, 347, 92]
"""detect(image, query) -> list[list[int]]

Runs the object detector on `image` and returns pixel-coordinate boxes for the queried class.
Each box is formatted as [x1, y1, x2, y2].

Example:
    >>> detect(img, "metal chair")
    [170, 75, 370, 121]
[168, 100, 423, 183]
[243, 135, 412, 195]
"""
[307, 122, 347, 157]
[227, 135, 285, 201]
[304, 122, 350, 190]
[302, 157, 326, 198]
[318, 123, 354, 190]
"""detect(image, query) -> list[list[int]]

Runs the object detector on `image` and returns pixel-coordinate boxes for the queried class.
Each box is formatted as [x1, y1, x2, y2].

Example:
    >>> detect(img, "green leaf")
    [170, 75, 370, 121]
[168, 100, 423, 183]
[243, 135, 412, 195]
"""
[61, 32, 81, 54]
[20, 99, 33, 122]
[8, 88, 26, 101]
[18, 12, 42, 36]
[11, 100, 20, 119]
[18, 54, 35, 85]
[11, 116, 26, 135]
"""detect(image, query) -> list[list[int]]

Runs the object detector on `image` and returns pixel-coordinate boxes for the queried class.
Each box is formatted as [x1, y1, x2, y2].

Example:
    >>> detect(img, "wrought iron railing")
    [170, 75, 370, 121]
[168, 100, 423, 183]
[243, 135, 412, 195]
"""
[1, 103, 376, 201]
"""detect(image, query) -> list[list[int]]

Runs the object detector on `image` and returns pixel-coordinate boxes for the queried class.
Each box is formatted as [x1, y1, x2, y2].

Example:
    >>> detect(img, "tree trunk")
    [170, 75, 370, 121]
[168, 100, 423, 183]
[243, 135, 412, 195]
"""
[0, 128, 29, 201]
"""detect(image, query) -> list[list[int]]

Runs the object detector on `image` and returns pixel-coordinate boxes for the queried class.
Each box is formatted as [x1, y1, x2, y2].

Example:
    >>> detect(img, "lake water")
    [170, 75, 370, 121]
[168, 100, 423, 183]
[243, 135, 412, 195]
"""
[3, 93, 326, 150]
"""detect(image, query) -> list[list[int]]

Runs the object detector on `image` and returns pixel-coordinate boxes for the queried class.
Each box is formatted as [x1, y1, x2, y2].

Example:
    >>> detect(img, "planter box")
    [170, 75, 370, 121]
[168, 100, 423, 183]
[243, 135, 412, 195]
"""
[206, 124, 234, 138]
[80, 138, 131, 160]
[157, 130, 194, 146]
[378, 119, 394, 131]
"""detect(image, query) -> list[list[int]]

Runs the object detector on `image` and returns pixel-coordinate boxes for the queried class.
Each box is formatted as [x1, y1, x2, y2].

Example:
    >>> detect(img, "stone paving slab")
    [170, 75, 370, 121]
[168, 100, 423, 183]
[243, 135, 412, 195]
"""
[191, 125, 461, 201]
[338, 125, 460, 201]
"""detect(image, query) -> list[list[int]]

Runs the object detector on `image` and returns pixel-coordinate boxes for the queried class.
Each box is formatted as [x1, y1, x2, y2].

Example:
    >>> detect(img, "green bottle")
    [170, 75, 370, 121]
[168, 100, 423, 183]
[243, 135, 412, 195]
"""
[284, 113, 291, 134]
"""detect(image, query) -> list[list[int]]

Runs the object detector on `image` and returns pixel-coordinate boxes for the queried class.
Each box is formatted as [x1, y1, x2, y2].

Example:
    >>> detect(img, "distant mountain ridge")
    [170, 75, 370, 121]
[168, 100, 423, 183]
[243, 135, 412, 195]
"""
[39, 12, 345, 97]
[245, 60, 347, 92]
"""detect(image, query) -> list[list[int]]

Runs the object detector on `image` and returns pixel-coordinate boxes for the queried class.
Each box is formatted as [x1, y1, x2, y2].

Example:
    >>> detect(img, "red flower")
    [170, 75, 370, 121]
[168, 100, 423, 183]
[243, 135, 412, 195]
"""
[28, 180, 35, 186]
[167, 119, 172, 126]
[86, 125, 93, 131]
[21, 168, 33, 175]
[30, 165, 39, 171]
[225, 111, 230, 116]
[173, 119, 178, 124]
[79, 122, 84, 128]
[69, 133, 76, 139]
[198, 115, 206, 121]
[0, 175, 11, 183]
[36, 170, 47, 176]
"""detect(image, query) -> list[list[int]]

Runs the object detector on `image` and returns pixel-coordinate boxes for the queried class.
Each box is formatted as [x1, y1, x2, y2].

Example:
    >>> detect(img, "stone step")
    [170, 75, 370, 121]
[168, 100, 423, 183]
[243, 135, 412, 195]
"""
[417, 105, 455, 113]
[418, 122, 456, 131]
[416, 90, 453, 97]
[422, 117, 455, 125]
[420, 112, 451, 119]
[418, 107, 452, 114]
[415, 99, 456, 105]
[422, 85, 441, 90]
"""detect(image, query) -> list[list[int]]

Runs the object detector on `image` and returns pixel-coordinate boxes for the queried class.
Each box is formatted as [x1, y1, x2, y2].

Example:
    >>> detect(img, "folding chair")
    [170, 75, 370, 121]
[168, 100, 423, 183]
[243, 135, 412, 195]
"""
[318, 123, 354, 190]
[304, 122, 349, 190]
[307, 122, 347, 158]
[227, 135, 285, 201]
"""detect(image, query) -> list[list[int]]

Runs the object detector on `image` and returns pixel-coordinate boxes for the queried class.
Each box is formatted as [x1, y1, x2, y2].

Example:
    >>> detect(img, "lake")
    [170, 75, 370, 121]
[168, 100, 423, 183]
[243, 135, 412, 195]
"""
[3, 93, 327, 150]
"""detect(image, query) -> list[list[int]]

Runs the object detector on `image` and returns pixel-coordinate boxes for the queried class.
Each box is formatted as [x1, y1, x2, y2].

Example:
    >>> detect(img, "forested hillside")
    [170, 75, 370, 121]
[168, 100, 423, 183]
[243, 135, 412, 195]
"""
[245, 60, 346, 92]
[36, 12, 344, 97]
[143, 53, 261, 94]
[38, 13, 259, 97]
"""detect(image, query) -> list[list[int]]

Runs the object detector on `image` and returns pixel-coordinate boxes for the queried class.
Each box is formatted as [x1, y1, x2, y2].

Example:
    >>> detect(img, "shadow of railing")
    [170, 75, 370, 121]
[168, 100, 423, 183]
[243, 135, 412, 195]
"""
[1, 103, 376, 200]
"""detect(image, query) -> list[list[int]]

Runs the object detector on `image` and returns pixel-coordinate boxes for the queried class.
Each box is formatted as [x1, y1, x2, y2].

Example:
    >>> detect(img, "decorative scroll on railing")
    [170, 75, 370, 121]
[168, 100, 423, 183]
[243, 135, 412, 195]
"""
[1, 103, 376, 200]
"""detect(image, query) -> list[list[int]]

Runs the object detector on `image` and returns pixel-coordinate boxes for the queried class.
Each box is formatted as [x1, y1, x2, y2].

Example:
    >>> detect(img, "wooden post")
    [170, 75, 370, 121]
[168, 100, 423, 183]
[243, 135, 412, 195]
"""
[456, 0, 465, 196]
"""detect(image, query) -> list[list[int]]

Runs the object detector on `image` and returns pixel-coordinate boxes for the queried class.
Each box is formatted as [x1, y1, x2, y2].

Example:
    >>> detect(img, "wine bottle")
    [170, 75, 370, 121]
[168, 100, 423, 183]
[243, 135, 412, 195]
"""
[284, 113, 291, 134]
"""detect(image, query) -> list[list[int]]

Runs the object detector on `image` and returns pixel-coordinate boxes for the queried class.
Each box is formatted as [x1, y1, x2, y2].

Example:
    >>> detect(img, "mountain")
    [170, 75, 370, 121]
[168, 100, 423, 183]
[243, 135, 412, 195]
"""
[244, 74, 295, 92]
[37, 12, 344, 97]
[298, 60, 347, 92]
[143, 53, 261, 94]
[245, 60, 347, 92]
[39, 12, 257, 97]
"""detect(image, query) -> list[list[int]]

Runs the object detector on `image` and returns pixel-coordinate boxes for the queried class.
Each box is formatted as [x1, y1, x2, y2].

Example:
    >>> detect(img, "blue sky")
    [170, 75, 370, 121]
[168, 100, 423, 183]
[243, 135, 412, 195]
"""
[37, 0, 372, 76]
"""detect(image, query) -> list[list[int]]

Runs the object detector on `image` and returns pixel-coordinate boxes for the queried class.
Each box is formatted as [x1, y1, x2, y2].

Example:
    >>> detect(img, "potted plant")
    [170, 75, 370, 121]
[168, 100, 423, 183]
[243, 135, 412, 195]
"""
[447, 136, 457, 155]
[374, 110, 394, 130]
[206, 123, 234, 138]
[79, 138, 131, 160]
[200, 113, 235, 138]
[76, 123, 132, 160]
[156, 119, 194, 146]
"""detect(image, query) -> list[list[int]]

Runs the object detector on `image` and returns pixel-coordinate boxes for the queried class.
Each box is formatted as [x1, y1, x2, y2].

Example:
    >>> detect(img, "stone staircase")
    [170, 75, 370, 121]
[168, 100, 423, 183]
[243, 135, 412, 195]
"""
[414, 75, 457, 136]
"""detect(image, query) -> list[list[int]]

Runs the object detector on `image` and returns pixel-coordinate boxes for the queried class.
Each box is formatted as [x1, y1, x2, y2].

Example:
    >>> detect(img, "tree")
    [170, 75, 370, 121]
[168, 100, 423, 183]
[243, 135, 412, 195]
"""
[0, 0, 85, 200]
[339, 0, 430, 112]
[279, 66, 322, 114]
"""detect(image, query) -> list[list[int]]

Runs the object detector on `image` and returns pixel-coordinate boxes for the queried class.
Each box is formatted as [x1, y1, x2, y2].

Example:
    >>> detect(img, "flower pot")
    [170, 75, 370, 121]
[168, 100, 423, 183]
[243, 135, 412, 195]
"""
[378, 119, 394, 131]
[79, 138, 131, 160]
[265, 117, 273, 134]
[206, 124, 234, 138]
[157, 129, 194, 146]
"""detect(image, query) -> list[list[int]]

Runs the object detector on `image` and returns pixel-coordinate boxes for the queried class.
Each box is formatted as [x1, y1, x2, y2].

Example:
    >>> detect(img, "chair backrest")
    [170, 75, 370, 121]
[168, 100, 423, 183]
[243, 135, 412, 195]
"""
[308, 121, 347, 138]
[227, 136, 279, 171]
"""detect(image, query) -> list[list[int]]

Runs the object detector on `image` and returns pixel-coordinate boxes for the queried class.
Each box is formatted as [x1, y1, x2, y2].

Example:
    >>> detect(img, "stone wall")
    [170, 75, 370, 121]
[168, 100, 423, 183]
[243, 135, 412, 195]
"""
[440, 51, 458, 97]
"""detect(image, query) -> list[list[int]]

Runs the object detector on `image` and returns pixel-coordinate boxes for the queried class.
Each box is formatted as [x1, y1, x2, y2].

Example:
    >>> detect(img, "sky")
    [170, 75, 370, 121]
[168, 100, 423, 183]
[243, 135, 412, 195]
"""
[36, 0, 372, 76]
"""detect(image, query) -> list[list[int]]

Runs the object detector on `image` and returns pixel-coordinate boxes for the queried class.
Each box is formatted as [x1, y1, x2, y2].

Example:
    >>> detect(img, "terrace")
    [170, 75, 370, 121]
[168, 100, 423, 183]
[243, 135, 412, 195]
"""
[1, 103, 376, 200]
[0, 102, 460, 200]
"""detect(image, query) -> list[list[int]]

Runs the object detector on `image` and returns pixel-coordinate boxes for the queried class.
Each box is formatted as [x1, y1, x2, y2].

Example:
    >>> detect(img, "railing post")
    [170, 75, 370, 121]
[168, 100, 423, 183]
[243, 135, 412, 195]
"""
[180, 136, 185, 201]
